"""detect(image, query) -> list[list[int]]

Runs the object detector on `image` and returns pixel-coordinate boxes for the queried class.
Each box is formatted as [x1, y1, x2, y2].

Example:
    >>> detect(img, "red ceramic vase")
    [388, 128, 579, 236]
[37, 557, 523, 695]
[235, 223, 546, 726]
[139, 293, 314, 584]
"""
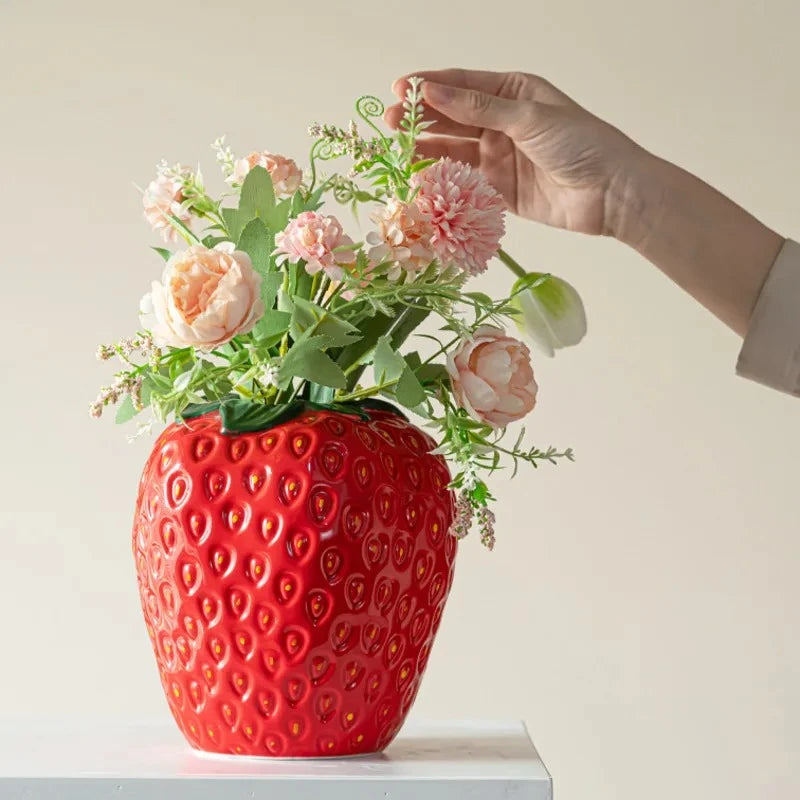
[132, 405, 457, 757]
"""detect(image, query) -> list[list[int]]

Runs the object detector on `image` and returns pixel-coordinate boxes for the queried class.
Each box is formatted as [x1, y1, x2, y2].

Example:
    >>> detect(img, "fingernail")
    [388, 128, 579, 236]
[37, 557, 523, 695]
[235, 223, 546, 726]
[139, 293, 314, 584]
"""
[424, 81, 455, 104]
[391, 79, 405, 97]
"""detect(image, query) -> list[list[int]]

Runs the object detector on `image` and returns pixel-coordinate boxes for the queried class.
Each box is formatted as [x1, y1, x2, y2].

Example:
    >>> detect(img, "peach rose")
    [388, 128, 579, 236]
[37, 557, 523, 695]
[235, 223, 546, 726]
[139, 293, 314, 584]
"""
[140, 244, 264, 350]
[232, 151, 303, 197]
[446, 325, 538, 428]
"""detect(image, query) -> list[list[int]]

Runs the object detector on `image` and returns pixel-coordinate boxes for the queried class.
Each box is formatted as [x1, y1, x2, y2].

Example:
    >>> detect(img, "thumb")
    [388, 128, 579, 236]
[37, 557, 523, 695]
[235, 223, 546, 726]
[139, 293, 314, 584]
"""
[422, 80, 531, 136]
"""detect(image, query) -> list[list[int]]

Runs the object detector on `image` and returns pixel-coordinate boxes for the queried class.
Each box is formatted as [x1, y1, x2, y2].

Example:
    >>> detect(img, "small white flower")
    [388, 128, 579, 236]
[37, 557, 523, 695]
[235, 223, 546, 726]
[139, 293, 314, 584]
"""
[258, 362, 279, 387]
[511, 273, 587, 358]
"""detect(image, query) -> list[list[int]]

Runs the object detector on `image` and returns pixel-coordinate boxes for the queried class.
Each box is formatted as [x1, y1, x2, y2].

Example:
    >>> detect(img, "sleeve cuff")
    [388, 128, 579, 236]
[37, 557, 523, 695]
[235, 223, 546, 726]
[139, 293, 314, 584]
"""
[736, 238, 800, 396]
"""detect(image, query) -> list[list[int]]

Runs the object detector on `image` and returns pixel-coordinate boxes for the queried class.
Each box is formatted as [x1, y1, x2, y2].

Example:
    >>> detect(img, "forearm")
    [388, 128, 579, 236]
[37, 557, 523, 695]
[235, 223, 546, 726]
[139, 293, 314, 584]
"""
[609, 151, 785, 336]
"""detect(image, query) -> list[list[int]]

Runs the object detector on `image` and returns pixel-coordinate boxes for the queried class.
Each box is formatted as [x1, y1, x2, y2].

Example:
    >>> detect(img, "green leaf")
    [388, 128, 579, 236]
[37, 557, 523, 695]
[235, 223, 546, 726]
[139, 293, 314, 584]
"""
[288, 262, 313, 300]
[395, 365, 425, 408]
[221, 207, 247, 242]
[238, 166, 275, 222]
[145, 371, 173, 393]
[289, 297, 361, 346]
[220, 398, 302, 434]
[201, 235, 231, 249]
[262, 272, 282, 310]
[404, 351, 422, 371]
[301, 185, 326, 212]
[464, 291, 494, 308]
[336, 311, 396, 390]
[416, 363, 449, 385]
[290, 190, 306, 216]
[278, 335, 346, 389]
[152, 247, 172, 262]
[410, 158, 436, 174]
[237, 217, 272, 274]
[253, 309, 291, 340]
[373, 335, 405, 383]
[180, 398, 224, 420]
[264, 198, 291, 235]
[115, 395, 138, 424]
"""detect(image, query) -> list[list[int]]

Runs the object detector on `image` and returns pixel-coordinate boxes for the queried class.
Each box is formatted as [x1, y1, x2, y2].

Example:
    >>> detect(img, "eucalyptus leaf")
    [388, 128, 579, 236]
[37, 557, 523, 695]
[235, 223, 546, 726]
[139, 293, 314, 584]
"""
[404, 351, 422, 371]
[262, 272, 282, 311]
[373, 335, 405, 384]
[221, 207, 246, 242]
[416, 363, 449, 385]
[239, 166, 276, 222]
[337, 312, 396, 390]
[201, 236, 231, 249]
[395, 365, 425, 408]
[115, 395, 138, 424]
[264, 198, 291, 235]
[278, 335, 346, 389]
[237, 217, 272, 274]
[289, 297, 361, 346]
[253, 309, 291, 340]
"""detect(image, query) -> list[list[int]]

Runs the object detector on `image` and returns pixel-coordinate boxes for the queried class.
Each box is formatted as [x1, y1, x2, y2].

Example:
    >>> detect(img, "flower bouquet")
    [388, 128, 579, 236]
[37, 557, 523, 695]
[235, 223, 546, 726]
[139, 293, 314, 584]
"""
[92, 79, 586, 757]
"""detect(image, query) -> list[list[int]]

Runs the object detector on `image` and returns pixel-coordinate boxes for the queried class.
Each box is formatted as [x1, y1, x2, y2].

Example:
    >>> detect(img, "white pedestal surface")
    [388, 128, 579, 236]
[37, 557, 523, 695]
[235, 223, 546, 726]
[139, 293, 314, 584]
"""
[0, 718, 551, 799]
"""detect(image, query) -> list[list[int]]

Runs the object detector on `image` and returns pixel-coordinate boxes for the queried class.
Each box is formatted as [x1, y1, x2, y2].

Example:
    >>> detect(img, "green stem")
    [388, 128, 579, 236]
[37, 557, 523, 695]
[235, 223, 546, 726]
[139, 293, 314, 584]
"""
[497, 248, 527, 279]
[309, 271, 321, 302]
[337, 376, 399, 403]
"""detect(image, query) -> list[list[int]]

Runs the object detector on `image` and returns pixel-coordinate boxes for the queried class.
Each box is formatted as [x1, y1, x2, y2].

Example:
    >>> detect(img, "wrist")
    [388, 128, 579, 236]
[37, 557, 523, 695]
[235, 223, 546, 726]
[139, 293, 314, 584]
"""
[603, 147, 669, 248]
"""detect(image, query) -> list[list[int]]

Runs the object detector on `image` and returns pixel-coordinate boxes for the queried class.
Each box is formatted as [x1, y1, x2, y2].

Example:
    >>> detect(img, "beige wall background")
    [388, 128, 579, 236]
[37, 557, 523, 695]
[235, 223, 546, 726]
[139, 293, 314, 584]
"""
[2, 1, 799, 797]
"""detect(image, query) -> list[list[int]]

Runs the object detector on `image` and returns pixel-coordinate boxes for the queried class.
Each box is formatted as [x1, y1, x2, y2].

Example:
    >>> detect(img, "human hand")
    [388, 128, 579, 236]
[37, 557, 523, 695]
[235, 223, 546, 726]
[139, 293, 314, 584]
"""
[385, 69, 647, 238]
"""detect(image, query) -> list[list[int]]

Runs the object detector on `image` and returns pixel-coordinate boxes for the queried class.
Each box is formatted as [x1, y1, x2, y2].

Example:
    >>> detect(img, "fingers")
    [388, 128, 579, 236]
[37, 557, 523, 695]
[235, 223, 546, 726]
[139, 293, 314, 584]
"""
[421, 81, 531, 136]
[414, 137, 480, 165]
[383, 102, 482, 139]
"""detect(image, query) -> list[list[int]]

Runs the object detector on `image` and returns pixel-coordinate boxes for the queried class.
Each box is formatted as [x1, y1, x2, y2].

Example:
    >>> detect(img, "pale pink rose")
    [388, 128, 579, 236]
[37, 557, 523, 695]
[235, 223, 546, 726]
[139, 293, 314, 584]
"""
[142, 169, 192, 243]
[274, 211, 356, 281]
[446, 325, 537, 428]
[411, 157, 506, 275]
[232, 151, 303, 197]
[141, 244, 264, 350]
[366, 198, 436, 280]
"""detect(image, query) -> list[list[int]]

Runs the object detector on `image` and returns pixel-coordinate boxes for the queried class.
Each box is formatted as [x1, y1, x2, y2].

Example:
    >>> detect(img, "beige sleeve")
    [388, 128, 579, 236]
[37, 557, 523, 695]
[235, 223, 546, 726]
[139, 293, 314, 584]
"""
[736, 238, 800, 396]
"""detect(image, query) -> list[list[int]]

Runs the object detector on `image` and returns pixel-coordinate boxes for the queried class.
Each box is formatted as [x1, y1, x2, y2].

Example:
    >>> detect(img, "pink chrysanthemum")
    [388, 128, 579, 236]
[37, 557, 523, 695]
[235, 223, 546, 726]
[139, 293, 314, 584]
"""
[232, 151, 303, 197]
[366, 198, 436, 280]
[274, 211, 356, 281]
[411, 158, 506, 275]
[142, 168, 192, 243]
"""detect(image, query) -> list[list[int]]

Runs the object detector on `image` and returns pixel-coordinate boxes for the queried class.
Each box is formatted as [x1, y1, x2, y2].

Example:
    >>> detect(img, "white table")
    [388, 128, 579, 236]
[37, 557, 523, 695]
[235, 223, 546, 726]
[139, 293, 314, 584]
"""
[0, 719, 551, 799]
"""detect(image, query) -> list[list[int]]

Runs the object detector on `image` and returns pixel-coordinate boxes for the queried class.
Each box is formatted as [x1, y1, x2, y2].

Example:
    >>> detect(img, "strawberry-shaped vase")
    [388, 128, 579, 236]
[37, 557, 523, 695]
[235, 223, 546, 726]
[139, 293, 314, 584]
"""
[132, 404, 457, 757]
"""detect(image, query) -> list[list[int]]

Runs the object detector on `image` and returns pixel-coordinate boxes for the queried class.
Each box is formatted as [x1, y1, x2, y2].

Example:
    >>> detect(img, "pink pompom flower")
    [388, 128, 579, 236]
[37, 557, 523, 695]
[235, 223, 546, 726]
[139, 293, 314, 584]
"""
[142, 166, 192, 243]
[232, 151, 303, 197]
[411, 158, 506, 275]
[366, 198, 436, 280]
[274, 211, 356, 281]
[446, 325, 537, 428]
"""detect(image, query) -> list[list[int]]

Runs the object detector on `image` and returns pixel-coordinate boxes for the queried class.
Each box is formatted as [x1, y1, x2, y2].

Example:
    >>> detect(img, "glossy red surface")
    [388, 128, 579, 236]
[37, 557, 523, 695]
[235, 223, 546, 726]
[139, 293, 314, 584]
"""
[132, 407, 457, 757]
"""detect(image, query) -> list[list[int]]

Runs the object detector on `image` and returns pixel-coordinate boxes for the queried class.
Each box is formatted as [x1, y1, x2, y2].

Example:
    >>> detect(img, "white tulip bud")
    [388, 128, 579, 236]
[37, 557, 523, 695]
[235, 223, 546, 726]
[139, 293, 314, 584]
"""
[511, 273, 587, 357]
